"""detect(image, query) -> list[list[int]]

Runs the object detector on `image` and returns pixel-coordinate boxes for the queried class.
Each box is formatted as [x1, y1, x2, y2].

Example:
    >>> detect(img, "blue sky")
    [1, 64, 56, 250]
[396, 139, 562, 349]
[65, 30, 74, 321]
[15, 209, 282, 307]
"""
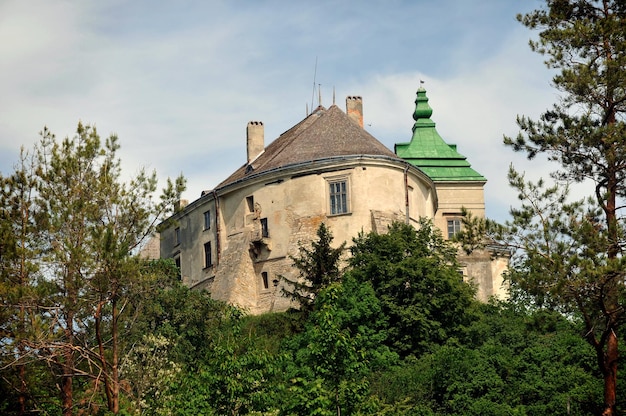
[0, 0, 559, 222]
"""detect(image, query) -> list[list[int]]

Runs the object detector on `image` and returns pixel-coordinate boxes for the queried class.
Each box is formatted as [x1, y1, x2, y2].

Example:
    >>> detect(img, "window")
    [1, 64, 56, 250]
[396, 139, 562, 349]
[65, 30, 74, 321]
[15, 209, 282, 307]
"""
[447, 219, 462, 238]
[261, 272, 269, 289]
[246, 196, 254, 212]
[260, 218, 269, 238]
[204, 242, 212, 268]
[203, 210, 211, 230]
[329, 179, 349, 215]
[174, 257, 181, 280]
[175, 227, 181, 245]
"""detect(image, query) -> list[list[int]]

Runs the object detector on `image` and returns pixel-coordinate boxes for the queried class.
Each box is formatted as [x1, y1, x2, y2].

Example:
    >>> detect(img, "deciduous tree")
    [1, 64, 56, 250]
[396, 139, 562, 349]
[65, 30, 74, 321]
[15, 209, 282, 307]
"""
[349, 220, 477, 356]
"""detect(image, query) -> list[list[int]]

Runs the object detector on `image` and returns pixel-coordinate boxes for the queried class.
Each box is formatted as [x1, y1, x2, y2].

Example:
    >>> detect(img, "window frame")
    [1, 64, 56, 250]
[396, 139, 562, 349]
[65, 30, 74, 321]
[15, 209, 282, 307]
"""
[203, 210, 211, 230]
[246, 195, 255, 213]
[174, 256, 181, 280]
[174, 227, 181, 246]
[203, 241, 213, 268]
[260, 218, 269, 238]
[327, 176, 350, 216]
[446, 218, 462, 239]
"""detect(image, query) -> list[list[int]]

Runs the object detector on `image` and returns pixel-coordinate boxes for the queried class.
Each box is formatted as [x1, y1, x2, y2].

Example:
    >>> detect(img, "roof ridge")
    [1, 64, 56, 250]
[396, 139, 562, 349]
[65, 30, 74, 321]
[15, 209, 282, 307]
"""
[217, 99, 399, 190]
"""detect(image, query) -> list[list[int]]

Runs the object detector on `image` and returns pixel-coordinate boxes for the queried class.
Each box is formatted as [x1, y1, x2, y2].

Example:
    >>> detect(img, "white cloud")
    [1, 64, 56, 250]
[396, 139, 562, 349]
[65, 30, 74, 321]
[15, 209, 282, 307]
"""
[349, 26, 560, 222]
[0, 0, 577, 222]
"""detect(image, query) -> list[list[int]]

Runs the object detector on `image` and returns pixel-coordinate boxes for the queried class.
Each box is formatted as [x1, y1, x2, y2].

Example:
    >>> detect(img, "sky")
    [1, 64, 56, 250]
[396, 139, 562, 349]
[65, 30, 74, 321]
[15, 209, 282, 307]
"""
[0, 0, 563, 222]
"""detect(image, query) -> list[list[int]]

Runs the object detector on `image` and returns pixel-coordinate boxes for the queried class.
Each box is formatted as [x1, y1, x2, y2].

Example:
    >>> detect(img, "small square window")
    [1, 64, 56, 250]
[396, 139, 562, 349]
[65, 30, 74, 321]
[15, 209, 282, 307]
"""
[203, 210, 211, 230]
[447, 219, 462, 238]
[329, 179, 349, 215]
[204, 242, 212, 268]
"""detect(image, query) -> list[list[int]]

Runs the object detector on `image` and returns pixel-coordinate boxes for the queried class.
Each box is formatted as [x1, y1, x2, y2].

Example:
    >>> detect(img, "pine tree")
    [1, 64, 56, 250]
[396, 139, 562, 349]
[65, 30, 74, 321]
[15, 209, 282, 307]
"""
[1, 123, 185, 414]
[506, 2, 626, 413]
[282, 223, 346, 312]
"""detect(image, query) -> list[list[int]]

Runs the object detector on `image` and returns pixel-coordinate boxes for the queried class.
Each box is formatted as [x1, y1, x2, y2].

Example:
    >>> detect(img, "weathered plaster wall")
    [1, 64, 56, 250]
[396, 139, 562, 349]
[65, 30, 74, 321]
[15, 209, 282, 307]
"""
[458, 249, 509, 301]
[433, 182, 486, 233]
[205, 160, 435, 313]
[159, 158, 508, 314]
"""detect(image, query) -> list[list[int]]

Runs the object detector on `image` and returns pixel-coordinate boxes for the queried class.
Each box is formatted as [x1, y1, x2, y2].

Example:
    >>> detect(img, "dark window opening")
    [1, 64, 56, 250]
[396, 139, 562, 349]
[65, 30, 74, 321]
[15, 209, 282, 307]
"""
[204, 242, 212, 268]
[262, 272, 269, 289]
[261, 218, 269, 238]
[175, 257, 181, 280]
[204, 210, 211, 230]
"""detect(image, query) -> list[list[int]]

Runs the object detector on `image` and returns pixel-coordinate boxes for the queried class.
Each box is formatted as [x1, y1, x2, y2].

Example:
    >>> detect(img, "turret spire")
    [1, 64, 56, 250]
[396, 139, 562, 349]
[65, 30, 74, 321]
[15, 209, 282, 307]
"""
[394, 85, 486, 182]
[412, 87, 434, 131]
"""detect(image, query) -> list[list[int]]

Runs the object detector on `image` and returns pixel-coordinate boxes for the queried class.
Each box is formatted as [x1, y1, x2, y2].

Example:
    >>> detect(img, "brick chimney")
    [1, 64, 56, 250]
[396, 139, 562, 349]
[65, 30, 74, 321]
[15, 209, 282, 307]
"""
[247, 121, 264, 163]
[346, 96, 363, 128]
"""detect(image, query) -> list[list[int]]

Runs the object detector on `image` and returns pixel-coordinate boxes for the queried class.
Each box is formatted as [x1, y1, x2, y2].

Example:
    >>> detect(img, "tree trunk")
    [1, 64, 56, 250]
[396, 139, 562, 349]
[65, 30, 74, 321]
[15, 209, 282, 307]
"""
[61, 346, 74, 416]
[61, 291, 76, 416]
[18, 362, 26, 416]
[603, 330, 618, 415]
[95, 301, 113, 411]
[111, 296, 120, 414]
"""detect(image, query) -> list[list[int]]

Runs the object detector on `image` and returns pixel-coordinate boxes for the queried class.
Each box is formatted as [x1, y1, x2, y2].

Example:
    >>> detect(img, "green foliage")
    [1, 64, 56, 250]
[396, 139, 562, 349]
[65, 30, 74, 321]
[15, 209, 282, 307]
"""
[163, 313, 278, 416]
[131, 271, 235, 365]
[121, 333, 182, 414]
[242, 311, 305, 353]
[500, 2, 626, 412]
[0, 123, 186, 414]
[278, 281, 373, 415]
[0, 148, 48, 414]
[3, 113, 619, 413]
[350, 220, 477, 356]
[118, 261, 240, 414]
[500, 167, 626, 316]
[282, 222, 346, 312]
[370, 303, 602, 415]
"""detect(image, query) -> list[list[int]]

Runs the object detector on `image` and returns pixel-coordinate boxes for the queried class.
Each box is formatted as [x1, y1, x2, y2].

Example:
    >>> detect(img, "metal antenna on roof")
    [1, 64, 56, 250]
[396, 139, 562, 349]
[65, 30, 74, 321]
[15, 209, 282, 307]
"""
[333, 86, 336, 105]
[310, 57, 318, 115]
[318, 84, 321, 107]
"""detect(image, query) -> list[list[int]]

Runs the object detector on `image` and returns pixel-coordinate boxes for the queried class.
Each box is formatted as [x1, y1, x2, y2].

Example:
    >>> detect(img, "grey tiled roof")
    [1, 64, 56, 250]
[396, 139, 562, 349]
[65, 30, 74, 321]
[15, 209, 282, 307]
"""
[217, 104, 399, 189]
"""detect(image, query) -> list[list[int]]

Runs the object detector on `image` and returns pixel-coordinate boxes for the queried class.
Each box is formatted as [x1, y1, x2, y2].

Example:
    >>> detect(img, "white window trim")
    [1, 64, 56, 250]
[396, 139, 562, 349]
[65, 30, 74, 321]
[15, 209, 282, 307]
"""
[326, 175, 351, 216]
[446, 217, 462, 239]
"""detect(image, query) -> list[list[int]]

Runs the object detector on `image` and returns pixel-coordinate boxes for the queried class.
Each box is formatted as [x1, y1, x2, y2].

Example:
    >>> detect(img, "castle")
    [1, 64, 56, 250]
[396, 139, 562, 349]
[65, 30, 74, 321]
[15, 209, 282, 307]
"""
[158, 87, 507, 314]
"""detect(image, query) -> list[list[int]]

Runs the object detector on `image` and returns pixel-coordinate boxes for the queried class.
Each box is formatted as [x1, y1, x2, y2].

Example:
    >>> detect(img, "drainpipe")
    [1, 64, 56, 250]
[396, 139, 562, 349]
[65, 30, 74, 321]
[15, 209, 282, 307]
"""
[212, 189, 221, 265]
[404, 164, 410, 224]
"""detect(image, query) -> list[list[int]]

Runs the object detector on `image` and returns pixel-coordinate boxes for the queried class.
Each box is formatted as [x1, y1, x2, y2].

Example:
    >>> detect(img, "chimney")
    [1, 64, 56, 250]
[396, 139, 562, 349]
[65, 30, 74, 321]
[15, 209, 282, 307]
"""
[174, 199, 189, 212]
[346, 96, 363, 128]
[247, 121, 264, 163]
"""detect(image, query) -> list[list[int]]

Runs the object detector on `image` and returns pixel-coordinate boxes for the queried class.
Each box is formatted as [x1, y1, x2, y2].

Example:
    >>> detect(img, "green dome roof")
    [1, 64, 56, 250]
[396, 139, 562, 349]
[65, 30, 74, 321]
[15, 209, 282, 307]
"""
[395, 87, 486, 182]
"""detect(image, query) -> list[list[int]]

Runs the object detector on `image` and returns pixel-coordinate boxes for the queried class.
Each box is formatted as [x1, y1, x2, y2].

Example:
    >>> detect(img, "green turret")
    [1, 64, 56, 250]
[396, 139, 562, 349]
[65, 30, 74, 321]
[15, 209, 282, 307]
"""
[395, 87, 486, 182]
